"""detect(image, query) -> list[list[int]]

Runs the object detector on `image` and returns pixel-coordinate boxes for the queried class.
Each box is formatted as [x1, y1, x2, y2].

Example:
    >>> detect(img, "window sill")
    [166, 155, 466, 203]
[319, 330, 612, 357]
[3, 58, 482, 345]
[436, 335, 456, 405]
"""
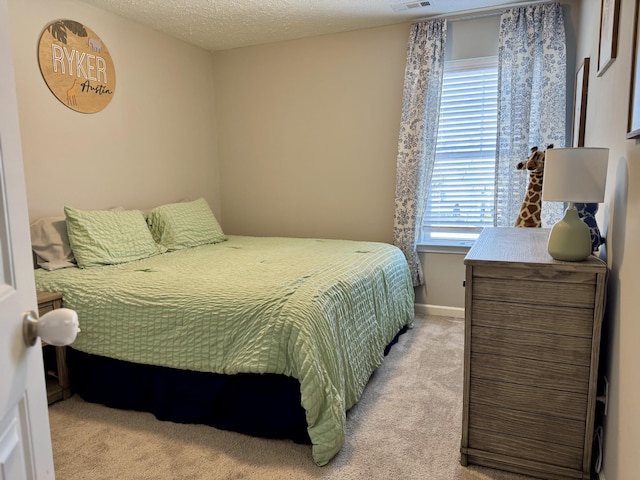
[417, 242, 472, 254]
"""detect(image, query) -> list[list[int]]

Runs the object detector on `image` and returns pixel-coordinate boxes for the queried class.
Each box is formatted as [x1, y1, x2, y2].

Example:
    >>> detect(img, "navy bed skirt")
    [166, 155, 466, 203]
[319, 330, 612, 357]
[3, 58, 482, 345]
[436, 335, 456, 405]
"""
[68, 348, 312, 443]
[67, 325, 406, 444]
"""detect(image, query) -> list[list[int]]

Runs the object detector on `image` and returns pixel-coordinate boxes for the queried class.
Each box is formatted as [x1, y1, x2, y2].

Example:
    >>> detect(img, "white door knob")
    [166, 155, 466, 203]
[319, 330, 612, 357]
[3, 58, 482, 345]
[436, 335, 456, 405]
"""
[23, 308, 80, 347]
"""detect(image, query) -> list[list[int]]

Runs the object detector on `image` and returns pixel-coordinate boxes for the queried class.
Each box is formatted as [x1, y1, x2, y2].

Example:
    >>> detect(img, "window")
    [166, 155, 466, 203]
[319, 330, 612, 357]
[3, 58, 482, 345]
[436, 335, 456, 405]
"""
[421, 56, 498, 246]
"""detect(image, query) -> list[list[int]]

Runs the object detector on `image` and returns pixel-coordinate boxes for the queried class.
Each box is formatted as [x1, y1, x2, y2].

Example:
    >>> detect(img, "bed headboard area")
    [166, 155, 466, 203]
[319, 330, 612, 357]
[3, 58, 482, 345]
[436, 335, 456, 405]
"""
[29, 198, 226, 271]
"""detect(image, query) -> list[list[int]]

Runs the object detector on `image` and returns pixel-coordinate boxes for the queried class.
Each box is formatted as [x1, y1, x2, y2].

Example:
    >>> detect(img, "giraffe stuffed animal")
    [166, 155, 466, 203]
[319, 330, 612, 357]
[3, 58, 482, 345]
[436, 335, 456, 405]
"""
[514, 145, 553, 228]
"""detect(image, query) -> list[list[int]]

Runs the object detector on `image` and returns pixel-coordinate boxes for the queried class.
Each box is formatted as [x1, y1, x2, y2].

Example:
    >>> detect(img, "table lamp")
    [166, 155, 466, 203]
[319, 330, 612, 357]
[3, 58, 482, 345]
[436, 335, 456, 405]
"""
[542, 147, 609, 261]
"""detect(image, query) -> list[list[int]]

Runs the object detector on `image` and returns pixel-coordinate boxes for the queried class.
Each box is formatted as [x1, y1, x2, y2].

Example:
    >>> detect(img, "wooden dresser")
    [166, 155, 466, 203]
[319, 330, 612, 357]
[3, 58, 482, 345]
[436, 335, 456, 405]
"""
[460, 227, 607, 480]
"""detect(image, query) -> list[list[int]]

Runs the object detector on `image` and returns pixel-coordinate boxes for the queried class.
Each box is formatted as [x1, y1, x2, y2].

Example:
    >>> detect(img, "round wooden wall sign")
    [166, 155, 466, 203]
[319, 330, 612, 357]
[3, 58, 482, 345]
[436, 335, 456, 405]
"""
[38, 20, 116, 113]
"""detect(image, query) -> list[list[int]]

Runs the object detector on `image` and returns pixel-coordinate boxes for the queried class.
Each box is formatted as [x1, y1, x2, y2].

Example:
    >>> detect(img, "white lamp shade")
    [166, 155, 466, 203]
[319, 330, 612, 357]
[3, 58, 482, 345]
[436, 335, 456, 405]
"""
[542, 147, 609, 203]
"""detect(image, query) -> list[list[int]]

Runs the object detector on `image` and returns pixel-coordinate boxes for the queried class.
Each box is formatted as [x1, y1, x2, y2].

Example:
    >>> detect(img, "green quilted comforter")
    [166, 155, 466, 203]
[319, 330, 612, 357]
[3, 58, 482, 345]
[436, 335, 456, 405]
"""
[34, 235, 414, 465]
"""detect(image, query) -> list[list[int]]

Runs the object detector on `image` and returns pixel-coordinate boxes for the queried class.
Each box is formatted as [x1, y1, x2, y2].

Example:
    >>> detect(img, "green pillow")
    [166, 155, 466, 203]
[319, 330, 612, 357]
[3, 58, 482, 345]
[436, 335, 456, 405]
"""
[64, 207, 165, 268]
[148, 198, 225, 251]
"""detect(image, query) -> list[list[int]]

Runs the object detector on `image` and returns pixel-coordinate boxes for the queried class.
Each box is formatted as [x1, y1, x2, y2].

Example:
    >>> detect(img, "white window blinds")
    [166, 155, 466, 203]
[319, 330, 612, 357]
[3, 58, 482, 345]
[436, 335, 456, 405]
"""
[422, 56, 498, 246]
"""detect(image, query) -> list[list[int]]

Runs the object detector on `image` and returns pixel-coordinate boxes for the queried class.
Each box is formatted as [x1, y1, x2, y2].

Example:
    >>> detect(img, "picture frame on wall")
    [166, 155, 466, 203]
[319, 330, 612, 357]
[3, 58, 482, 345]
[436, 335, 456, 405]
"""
[572, 58, 589, 147]
[597, 0, 620, 76]
[628, 0, 640, 138]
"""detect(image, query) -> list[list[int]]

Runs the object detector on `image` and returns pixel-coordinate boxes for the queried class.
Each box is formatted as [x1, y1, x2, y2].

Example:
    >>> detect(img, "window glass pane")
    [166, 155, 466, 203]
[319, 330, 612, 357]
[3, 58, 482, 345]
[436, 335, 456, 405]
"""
[422, 57, 498, 245]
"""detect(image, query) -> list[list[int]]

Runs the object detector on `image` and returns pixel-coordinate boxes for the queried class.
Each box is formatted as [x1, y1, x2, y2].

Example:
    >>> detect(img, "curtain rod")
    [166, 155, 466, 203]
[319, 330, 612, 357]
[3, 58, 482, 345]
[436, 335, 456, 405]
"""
[413, 0, 555, 23]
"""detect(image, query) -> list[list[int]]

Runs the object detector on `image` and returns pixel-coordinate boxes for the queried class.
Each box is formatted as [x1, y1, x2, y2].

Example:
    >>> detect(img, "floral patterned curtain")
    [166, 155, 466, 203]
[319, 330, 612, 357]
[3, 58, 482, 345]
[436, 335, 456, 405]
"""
[495, 2, 566, 228]
[393, 19, 447, 287]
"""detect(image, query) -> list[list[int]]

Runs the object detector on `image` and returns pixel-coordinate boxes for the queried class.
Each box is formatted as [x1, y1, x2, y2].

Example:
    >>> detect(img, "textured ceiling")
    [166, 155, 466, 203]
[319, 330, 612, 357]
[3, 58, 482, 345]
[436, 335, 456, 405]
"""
[76, 0, 534, 51]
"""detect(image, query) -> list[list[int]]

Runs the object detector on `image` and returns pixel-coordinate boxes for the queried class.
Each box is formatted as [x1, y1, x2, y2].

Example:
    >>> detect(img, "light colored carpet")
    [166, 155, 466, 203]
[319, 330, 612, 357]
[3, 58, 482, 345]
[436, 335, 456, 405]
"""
[48, 315, 538, 480]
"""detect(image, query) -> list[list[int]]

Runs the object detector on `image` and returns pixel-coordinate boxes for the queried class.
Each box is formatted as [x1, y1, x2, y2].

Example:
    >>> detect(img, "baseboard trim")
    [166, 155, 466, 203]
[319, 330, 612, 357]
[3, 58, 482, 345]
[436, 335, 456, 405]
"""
[414, 303, 465, 318]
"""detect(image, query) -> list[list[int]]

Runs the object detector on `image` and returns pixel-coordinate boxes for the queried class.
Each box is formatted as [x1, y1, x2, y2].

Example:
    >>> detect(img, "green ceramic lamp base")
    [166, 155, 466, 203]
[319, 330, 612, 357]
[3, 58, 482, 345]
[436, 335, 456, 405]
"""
[547, 204, 592, 262]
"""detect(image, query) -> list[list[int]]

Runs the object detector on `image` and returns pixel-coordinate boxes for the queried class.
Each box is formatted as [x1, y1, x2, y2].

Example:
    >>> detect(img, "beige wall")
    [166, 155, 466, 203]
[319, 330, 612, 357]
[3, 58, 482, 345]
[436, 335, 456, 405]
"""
[8, 0, 220, 221]
[576, 1, 640, 479]
[212, 23, 409, 242]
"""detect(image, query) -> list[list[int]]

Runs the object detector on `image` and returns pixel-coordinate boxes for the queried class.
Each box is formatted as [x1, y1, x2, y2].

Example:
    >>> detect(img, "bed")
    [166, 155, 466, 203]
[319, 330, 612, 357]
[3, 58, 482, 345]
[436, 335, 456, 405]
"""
[31, 198, 415, 466]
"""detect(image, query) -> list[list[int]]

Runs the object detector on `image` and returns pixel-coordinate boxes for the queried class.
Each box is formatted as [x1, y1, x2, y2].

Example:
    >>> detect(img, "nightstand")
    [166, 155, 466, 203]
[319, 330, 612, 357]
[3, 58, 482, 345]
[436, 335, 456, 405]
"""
[37, 291, 71, 404]
[460, 227, 607, 480]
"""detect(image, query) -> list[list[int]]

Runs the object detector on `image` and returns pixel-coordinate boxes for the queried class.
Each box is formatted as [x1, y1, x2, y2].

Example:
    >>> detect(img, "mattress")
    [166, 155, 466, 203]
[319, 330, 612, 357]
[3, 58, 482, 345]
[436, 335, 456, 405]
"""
[34, 235, 414, 465]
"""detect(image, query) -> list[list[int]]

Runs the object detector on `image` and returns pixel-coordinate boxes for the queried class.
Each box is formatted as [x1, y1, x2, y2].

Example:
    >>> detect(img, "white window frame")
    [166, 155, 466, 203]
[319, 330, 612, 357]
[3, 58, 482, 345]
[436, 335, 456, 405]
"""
[420, 56, 498, 249]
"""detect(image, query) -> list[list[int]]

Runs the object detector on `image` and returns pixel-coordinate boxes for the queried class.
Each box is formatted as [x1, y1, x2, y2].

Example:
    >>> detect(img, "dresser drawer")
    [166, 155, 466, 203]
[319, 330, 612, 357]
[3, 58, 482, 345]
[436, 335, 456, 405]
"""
[472, 265, 598, 285]
[468, 428, 583, 471]
[472, 299, 594, 337]
[38, 301, 57, 315]
[469, 403, 585, 448]
[470, 353, 590, 393]
[471, 326, 592, 366]
[469, 377, 588, 420]
[472, 277, 596, 308]
[36, 292, 63, 316]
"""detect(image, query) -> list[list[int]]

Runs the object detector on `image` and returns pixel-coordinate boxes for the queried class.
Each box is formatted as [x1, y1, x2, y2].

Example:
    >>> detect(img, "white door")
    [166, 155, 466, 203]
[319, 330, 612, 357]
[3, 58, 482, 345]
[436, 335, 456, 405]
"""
[0, 0, 56, 477]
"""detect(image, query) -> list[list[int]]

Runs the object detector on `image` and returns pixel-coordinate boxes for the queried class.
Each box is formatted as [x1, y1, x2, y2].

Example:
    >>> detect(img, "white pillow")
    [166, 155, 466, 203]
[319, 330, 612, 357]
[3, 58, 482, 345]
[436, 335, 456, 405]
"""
[30, 216, 76, 271]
